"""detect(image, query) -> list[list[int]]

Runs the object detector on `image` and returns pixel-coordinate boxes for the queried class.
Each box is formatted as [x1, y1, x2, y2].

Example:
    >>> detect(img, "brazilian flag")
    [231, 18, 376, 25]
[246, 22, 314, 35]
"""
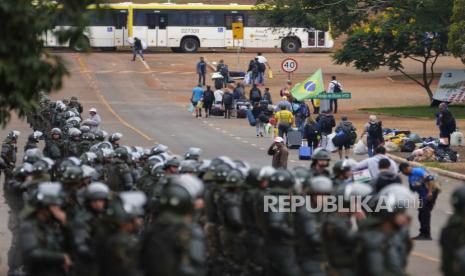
[291, 69, 324, 101]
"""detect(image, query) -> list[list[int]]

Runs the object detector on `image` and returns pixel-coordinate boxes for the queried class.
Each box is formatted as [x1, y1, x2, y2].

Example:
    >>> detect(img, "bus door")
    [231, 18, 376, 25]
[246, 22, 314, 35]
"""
[114, 10, 129, 46]
[156, 14, 168, 47]
[224, 14, 244, 47]
[146, 13, 157, 46]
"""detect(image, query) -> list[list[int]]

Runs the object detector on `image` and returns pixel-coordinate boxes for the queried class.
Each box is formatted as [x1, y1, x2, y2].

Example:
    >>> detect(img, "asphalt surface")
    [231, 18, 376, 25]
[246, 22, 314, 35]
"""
[0, 51, 463, 275]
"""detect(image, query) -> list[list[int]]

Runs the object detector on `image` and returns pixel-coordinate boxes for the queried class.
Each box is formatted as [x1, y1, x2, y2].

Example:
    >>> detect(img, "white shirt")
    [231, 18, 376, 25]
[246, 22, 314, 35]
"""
[214, 89, 224, 103]
[83, 114, 101, 131]
[354, 154, 398, 178]
[327, 80, 342, 93]
[256, 55, 268, 64]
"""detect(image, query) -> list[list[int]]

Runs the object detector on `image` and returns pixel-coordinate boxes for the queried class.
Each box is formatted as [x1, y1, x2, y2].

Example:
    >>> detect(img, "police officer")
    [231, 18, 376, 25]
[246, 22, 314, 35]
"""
[295, 176, 333, 276]
[332, 159, 353, 188]
[80, 132, 95, 153]
[185, 147, 202, 161]
[355, 184, 414, 276]
[2, 130, 19, 181]
[309, 148, 331, 177]
[68, 96, 83, 114]
[94, 130, 108, 143]
[262, 169, 300, 276]
[97, 191, 146, 276]
[164, 156, 181, 175]
[107, 147, 134, 191]
[44, 128, 65, 161]
[108, 132, 123, 149]
[60, 165, 84, 216]
[217, 169, 245, 274]
[19, 182, 72, 276]
[24, 131, 43, 152]
[6, 163, 33, 276]
[323, 183, 373, 276]
[67, 128, 82, 157]
[140, 174, 206, 276]
[440, 185, 465, 276]
[68, 183, 110, 276]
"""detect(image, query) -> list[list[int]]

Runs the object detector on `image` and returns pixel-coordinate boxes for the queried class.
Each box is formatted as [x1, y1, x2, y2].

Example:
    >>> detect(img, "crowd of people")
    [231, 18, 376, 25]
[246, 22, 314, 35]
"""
[1, 94, 465, 276]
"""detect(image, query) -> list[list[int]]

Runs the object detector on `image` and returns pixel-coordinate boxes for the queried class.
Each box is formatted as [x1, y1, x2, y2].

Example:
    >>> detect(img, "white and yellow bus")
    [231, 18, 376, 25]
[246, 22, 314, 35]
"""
[46, 2, 334, 53]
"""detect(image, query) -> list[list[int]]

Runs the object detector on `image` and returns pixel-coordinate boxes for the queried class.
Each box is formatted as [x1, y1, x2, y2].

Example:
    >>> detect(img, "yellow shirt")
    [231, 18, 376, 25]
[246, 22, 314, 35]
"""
[275, 110, 294, 124]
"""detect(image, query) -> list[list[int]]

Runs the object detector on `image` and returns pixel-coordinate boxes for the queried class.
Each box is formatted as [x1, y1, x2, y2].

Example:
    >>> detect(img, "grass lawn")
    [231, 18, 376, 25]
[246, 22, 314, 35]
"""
[361, 105, 465, 119]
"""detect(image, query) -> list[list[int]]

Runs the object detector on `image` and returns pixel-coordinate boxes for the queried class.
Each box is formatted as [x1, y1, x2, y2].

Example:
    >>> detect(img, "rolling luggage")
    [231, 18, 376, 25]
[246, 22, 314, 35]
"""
[211, 106, 224, 117]
[299, 139, 312, 160]
[247, 110, 256, 126]
[237, 109, 247, 119]
[287, 129, 302, 149]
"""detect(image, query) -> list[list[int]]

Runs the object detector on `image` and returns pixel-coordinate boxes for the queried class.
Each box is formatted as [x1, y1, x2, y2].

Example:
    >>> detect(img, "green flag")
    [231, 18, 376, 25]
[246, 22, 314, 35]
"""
[291, 69, 324, 101]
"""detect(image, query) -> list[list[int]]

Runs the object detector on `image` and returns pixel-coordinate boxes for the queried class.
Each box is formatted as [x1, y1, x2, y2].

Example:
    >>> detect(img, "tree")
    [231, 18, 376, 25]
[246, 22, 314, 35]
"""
[260, 0, 453, 102]
[449, 0, 465, 63]
[334, 0, 452, 101]
[0, 0, 98, 126]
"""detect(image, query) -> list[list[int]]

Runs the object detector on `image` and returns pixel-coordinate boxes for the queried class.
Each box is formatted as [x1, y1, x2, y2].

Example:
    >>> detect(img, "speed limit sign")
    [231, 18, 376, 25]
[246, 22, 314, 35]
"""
[281, 58, 298, 73]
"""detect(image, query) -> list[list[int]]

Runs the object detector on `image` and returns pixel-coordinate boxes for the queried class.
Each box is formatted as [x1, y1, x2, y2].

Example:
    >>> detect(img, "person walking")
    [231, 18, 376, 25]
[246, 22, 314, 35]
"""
[267, 137, 288, 169]
[131, 37, 144, 61]
[256, 53, 270, 85]
[191, 83, 204, 118]
[222, 89, 233, 119]
[233, 83, 245, 101]
[437, 102, 456, 145]
[263, 87, 273, 105]
[252, 102, 267, 137]
[361, 115, 384, 157]
[247, 59, 259, 85]
[203, 85, 214, 118]
[400, 162, 439, 240]
[217, 59, 229, 88]
[334, 116, 356, 159]
[316, 110, 335, 148]
[303, 117, 320, 150]
[274, 105, 294, 144]
[214, 87, 224, 105]
[196, 57, 207, 86]
[249, 84, 262, 105]
[82, 107, 101, 132]
[328, 76, 343, 114]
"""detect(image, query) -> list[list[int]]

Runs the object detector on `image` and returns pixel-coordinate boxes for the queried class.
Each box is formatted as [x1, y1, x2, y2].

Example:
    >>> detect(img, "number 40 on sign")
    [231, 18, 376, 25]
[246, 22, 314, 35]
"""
[281, 58, 298, 80]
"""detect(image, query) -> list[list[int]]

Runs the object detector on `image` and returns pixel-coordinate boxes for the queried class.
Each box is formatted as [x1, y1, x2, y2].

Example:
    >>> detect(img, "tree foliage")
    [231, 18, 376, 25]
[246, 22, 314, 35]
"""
[334, 0, 452, 101]
[448, 0, 465, 63]
[260, 0, 454, 102]
[0, 0, 98, 126]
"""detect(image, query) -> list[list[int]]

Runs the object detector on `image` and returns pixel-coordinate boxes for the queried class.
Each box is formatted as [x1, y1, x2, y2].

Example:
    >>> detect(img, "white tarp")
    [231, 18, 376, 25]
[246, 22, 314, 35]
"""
[433, 70, 465, 103]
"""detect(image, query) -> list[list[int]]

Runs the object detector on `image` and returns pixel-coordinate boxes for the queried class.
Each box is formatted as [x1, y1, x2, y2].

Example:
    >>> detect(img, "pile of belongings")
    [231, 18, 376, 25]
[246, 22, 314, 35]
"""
[407, 143, 459, 163]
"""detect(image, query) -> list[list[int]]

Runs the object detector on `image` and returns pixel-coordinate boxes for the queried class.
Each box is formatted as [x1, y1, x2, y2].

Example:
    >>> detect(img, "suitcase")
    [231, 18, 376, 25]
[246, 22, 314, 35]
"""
[237, 109, 247, 119]
[287, 129, 302, 149]
[247, 110, 256, 126]
[211, 107, 224, 116]
[299, 139, 312, 160]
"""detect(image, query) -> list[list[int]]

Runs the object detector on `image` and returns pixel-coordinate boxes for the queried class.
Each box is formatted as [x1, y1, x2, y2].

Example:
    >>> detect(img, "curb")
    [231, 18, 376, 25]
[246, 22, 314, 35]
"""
[387, 153, 465, 181]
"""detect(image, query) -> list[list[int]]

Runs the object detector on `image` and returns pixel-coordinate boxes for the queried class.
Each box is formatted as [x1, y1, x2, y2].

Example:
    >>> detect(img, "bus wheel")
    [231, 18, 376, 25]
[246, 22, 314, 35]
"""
[171, 47, 182, 53]
[281, 37, 301, 53]
[180, 37, 199, 53]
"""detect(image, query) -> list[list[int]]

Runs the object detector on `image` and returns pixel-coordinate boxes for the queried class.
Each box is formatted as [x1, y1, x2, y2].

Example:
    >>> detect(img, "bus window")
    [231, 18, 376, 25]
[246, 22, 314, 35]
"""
[308, 31, 316, 47]
[159, 15, 168, 30]
[147, 13, 157, 29]
[188, 11, 217, 27]
[87, 10, 116, 26]
[115, 10, 127, 29]
[318, 31, 325, 47]
[225, 14, 243, 30]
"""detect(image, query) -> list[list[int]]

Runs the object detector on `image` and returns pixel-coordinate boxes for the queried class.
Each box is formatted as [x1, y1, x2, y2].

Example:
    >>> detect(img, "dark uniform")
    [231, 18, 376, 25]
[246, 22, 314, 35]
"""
[262, 170, 300, 276]
[68, 183, 109, 276]
[19, 182, 69, 276]
[140, 174, 206, 276]
[440, 186, 465, 276]
[2, 131, 19, 182]
[44, 129, 65, 161]
[107, 148, 134, 191]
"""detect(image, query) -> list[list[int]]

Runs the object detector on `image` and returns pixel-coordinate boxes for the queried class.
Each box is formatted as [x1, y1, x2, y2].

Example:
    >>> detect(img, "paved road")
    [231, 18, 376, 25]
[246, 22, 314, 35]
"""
[0, 51, 463, 275]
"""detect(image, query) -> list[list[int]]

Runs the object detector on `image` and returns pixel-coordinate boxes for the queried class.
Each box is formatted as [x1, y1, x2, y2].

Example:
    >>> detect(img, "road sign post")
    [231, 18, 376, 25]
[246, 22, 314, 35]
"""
[232, 22, 244, 70]
[281, 58, 298, 81]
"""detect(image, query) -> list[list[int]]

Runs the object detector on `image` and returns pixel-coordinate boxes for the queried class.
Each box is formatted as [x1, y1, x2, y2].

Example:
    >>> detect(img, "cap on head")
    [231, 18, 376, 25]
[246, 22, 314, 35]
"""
[369, 115, 377, 123]
[89, 107, 97, 113]
[274, 137, 284, 143]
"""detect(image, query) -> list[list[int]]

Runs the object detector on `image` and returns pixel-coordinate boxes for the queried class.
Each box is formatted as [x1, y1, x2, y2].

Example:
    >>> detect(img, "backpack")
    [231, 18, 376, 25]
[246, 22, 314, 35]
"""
[251, 89, 261, 100]
[400, 141, 416, 152]
[220, 65, 229, 76]
[203, 90, 214, 102]
[332, 81, 342, 93]
[368, 122, 381, 139]
[299, 103, 310, 118]
[223, 93, 233, 105]
[305, 122, 319, 139]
